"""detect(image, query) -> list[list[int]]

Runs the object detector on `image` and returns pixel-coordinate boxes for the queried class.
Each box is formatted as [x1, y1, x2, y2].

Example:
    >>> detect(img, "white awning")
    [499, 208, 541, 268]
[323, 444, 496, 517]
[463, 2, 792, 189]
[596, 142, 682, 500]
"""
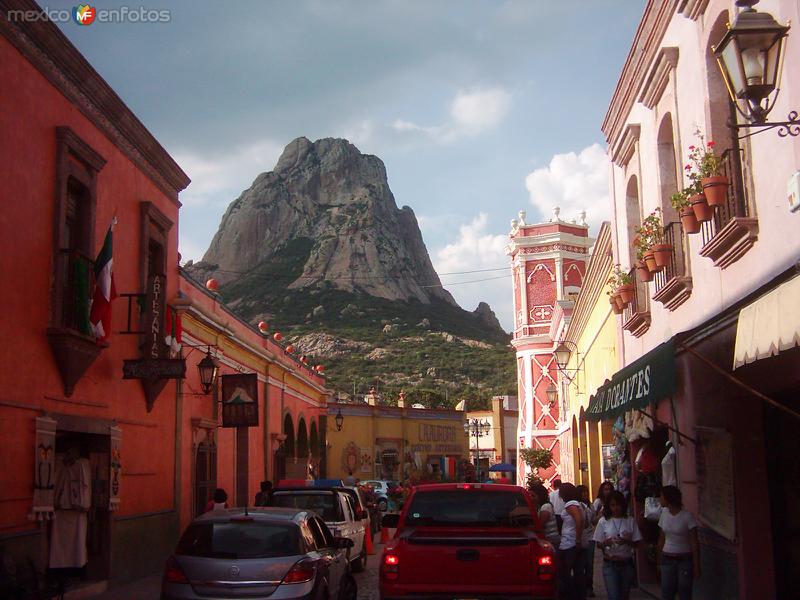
[734, 274, 800, 369]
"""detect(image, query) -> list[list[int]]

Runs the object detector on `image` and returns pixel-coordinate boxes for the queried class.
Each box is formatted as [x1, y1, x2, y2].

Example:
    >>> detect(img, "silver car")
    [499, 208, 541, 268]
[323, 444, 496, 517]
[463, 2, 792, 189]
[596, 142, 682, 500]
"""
[161, 508, 357, 600]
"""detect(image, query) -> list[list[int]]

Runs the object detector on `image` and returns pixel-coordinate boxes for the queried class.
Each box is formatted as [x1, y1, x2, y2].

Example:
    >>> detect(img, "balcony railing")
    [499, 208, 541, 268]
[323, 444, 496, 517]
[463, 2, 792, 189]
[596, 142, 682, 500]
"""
[622, 268, 650, 338]
[699, 149, 759, 268]
[58, 249, 95, 334]
[652, 221, 692, 310]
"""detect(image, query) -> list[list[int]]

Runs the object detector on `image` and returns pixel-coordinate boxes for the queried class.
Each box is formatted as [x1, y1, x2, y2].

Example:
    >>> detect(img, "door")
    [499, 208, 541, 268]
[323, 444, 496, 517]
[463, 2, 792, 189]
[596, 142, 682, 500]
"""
[195, 439, 217, 517]
[309, 517, 345, 597]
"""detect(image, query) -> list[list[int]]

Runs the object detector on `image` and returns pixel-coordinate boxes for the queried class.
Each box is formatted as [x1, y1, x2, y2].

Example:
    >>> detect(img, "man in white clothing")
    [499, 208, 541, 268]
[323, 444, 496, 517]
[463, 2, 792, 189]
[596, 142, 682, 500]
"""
[549, 478, 565, 515]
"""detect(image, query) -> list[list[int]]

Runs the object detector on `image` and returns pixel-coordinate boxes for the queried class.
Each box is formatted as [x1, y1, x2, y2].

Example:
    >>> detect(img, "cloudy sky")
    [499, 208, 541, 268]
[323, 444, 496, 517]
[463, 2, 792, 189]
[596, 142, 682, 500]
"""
[55, 0, 644, 330]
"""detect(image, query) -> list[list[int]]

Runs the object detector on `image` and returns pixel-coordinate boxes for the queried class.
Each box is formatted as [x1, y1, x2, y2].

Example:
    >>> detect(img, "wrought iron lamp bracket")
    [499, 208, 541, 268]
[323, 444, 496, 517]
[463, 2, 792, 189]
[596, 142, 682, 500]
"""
[732, 110, 800, 140]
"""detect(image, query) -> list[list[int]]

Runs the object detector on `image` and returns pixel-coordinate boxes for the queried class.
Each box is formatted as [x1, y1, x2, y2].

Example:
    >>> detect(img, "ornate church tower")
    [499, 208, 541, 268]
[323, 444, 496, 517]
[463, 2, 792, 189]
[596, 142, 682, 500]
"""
[506, 208, 591, 485]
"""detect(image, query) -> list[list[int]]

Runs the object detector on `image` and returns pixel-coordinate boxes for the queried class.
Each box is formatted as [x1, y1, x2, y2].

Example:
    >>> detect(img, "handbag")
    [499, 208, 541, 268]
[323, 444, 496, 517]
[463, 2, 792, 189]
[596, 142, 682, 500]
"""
[644, 496, 663, 521]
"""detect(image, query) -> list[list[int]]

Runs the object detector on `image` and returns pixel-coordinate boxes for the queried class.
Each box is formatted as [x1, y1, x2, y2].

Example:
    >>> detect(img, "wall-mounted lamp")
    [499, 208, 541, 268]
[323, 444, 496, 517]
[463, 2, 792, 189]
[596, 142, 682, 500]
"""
[335, 408, 344, 431]
[197, 349, 220, 395]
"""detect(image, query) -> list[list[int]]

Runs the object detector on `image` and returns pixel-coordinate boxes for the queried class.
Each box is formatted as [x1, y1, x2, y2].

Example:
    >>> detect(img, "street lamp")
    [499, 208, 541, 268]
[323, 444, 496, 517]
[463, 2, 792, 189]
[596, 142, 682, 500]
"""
[197, 349, 219, 395]
[463, 418, 492, 481]
[713, 0, 797, 136]
[546, 383, 558, 406]
[554, 342, 573, 370]
[335, 408, 344, 432]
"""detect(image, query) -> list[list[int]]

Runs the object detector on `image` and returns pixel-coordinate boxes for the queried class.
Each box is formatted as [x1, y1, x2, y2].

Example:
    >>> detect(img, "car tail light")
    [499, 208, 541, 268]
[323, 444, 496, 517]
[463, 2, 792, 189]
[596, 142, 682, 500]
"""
[381, 553, 400, 580]
[283, 560, 316, 584]
[537, 553, 555, 581]
[163, 556, 188, 584]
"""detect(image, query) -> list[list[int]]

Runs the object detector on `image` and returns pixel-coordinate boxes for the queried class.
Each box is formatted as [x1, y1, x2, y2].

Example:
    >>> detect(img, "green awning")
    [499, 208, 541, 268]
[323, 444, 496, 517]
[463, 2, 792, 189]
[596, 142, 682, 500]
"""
[585, 339, 677, 422]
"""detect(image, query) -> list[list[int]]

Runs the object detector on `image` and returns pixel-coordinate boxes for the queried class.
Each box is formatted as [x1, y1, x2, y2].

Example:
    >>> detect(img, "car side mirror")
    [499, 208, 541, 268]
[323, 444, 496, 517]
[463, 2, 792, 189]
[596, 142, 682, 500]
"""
[333, 536, 354, 549]
[381, 513, 400, 528]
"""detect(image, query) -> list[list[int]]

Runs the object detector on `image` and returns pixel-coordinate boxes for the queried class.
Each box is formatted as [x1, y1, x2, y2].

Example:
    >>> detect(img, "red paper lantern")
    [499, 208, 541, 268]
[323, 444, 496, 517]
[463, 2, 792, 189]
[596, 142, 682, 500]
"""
[316, 365, 325, 374]
[273, 332, 283, 342]
[205, 278, 220, 292]
[258, 321, 269, 333]
[300, 355, 308, 364]
[285, 344, 295, 354]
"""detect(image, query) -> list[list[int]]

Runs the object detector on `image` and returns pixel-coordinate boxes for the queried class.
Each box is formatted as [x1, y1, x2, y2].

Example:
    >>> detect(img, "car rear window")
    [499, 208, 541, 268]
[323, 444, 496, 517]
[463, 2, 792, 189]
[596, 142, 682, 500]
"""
[271, 492, 343, 521]
[405, 490, 535, 527]
[176, 522, 300, 559]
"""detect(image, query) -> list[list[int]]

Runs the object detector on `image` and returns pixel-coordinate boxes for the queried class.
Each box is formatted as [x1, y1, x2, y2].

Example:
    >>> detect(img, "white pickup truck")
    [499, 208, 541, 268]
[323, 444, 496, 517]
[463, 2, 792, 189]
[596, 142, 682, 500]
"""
[270, 486, 369, 572]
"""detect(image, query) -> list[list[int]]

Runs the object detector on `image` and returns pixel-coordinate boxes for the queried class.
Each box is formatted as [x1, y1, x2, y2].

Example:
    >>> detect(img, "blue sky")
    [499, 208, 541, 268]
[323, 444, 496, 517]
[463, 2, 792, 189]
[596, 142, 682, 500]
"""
[54, 0, 644, 330]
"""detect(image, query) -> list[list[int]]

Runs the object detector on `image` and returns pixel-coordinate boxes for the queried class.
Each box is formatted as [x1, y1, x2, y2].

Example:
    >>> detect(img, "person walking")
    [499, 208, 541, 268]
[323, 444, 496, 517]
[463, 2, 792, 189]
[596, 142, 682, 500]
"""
[588, 481, 614, 597]
[530, 483, 561, 549]
[550, 478, 566, 523]
[657, 485, 700, 600]
[593, 490, 642, 600]
[558, 482, 586, 600]
[594, 481, 614, 516]
[577, 485, 596, 598]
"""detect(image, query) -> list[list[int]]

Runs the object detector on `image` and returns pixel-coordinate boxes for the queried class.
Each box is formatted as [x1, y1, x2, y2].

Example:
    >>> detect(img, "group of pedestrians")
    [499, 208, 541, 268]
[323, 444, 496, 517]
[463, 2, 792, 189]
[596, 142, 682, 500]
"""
[531, 478, 699, 600]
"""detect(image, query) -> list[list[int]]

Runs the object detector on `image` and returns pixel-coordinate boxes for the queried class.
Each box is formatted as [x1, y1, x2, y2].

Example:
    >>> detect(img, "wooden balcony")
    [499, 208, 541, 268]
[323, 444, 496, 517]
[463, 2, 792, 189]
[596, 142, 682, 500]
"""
[652, 221, 692, 310]
[700, 149, 758, 268]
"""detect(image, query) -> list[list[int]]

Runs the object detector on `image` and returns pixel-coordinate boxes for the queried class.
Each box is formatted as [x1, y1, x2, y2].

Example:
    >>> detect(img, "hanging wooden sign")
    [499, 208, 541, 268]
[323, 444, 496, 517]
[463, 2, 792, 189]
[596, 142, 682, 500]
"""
[221, 373, 259, 427]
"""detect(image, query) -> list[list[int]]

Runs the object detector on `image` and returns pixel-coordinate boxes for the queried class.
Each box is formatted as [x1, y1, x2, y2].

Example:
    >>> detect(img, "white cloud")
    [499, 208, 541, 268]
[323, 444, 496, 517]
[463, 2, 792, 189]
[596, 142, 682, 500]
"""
[431, 213, 513, 331]
[524, 143, 609, 229]
[392, 86, 512, 144]
[174, 139, 285, 207]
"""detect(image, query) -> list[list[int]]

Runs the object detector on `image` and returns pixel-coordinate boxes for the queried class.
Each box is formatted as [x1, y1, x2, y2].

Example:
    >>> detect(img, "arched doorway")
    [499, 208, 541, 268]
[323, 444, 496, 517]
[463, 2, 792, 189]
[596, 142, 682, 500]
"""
[657, 113, 680, 224]
[571, 415, 580, 482]
[578, 407, 589, 486]
[297, 417, 309, 459]
[625, 175, 642, 266]
[283, 413, 295, 458]
[309, 420, 319, 460]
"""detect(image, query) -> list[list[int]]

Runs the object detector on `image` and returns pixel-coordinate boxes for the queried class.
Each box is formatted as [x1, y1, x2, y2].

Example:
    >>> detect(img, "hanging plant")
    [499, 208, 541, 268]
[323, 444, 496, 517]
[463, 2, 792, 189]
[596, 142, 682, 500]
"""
[688, 128, 727, 207]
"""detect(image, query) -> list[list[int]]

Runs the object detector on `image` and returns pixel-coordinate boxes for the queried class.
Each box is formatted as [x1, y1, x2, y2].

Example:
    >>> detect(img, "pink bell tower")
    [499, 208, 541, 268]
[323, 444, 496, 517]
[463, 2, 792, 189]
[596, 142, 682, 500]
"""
[506, 207, 591, 486]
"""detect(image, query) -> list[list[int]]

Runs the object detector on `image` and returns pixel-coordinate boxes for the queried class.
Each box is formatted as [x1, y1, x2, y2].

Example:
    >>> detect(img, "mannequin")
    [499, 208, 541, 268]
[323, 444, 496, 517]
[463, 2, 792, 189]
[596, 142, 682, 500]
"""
[661, 440, 678, 487]
[50, 447, 91, 569]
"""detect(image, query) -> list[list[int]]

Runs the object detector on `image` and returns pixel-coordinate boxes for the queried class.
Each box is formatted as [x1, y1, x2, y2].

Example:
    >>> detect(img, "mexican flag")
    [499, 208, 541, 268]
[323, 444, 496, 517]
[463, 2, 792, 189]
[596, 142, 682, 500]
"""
[89, 221, 117, 341]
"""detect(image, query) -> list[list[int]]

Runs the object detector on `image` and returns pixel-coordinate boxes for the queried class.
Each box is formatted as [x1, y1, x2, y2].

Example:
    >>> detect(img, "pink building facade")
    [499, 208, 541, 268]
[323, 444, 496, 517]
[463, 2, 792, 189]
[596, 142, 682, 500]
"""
[599, 1, 800, 597]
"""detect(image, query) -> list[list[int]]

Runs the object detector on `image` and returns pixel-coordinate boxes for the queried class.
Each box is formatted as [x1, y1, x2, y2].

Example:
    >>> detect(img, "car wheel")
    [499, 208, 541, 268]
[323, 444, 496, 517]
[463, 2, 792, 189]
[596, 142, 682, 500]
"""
[378, 498, 388, 512]
[338, 573, 357, 600]
[350, 536, 367, 573]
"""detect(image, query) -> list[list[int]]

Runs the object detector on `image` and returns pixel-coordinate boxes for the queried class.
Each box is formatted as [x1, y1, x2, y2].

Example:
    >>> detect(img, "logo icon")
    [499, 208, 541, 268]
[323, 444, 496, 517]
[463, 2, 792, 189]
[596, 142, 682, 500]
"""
[73, 4, 96, 26]
[229, 566, 240, 579]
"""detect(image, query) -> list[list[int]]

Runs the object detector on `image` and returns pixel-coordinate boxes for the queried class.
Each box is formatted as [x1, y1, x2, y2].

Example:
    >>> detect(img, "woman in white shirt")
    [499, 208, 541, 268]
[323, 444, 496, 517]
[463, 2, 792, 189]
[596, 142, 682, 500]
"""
[577, 485, 597, 597]
[593, 490, 642, 600]
[657, 485, 699, 600]
[557, 483, 586, 600]
[531, 483, 561, 548]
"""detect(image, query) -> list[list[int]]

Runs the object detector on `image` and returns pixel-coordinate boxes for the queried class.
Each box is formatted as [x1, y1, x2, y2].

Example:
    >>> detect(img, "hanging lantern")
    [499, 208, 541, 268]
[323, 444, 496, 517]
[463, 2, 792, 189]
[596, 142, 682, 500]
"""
[205, 278, 220, 292]
[300, 355, 308, 364]
[197, 349, 220, 395]
[258, 321, 269, 333]
[273, 332, 283, 342]
[316, 365, 325, 374]
[285, 344, 295, 354]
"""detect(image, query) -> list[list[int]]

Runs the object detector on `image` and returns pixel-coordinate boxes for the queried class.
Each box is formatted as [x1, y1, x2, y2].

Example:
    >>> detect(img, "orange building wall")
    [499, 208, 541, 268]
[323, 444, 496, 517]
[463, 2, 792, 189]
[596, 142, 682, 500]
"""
[0, 32, 181, 533]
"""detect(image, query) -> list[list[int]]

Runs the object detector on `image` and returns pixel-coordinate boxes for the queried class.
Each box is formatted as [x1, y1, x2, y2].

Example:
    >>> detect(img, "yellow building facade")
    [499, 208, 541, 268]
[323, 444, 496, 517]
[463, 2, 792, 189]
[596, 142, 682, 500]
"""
[557, 223, 618, 495]
[325, 397, 468, 482]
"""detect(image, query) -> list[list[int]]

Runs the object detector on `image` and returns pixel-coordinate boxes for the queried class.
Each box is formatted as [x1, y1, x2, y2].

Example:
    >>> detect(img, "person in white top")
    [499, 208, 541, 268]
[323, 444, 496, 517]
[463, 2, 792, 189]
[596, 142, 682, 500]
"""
[549, 478, 566, 515]
[593, 490, 642, 600]
[531, 483, 561, 548]
[557, 483, 586, 600]
[657, 485, 699, 600]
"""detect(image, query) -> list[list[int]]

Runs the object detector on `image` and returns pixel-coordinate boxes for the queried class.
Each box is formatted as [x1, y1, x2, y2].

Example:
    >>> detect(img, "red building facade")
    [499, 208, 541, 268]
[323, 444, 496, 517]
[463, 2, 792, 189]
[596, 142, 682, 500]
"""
[0, 4, 331, 589]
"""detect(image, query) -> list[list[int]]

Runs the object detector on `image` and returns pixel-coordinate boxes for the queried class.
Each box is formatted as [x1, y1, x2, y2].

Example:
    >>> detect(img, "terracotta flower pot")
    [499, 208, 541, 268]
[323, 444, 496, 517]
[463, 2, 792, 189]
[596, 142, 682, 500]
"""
[615, 293, 629, 311]
[690, 193, 713, 222]
[651, 243, 674, 268]
[679, 206, 700, 234]
[643, 250, 663, 273]
[701, 175, 728, 207]
[609, 295, 623, 315]
[636, 261, 654, 283]
[617, 283, 635, 304]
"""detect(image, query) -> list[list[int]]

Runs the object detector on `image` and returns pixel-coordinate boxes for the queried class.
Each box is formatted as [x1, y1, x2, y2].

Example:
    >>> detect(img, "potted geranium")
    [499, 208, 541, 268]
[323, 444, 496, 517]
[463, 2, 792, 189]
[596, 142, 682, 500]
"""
[632, 234, 654, 282]
[639, 209, 672, 269]
[606, 268, 628, 312]
[608, 264, 634, 308]
[686, 177, 713, 223]
[689, 130, 727, 207]
[671, 189, 699, 234]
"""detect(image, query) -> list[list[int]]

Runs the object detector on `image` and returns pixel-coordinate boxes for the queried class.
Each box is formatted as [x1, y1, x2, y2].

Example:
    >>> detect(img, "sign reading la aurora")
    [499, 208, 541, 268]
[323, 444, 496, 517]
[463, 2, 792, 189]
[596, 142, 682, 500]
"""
[585, 339, 676, 422]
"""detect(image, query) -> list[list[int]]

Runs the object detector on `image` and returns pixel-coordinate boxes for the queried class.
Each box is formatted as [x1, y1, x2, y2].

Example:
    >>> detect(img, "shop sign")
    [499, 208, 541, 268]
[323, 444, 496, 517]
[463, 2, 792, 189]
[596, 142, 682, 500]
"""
[419, 423, 457, 442]
[123, 358, 186, 380]
[221, 373, 258, 427]
[585, 339, 676, 422]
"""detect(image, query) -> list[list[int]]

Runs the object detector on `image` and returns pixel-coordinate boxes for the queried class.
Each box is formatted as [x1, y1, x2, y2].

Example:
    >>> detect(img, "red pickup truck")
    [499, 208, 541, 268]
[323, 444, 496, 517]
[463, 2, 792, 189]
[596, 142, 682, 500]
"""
[379, 483, 556, 600]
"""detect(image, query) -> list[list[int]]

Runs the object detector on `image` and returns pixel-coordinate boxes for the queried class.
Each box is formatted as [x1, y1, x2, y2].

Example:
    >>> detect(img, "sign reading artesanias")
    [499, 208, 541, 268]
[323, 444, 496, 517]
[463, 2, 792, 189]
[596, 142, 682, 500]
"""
[585, 339, 676, 422]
